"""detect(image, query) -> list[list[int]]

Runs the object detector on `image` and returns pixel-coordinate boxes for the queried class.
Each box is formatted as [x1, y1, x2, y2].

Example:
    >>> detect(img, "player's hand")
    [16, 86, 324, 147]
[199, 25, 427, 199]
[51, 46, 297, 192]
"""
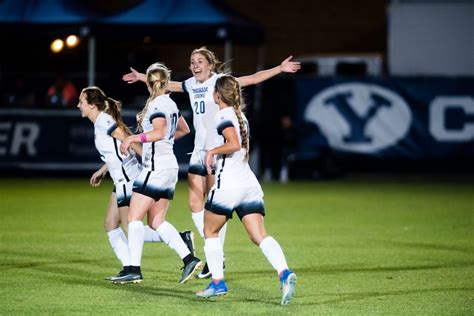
[280, 56, 301, 73]
[122, 67, 146, 84]
[120, 137, 132, 156]
[205, 151, 216, 175]
[90, 170, 105, 187]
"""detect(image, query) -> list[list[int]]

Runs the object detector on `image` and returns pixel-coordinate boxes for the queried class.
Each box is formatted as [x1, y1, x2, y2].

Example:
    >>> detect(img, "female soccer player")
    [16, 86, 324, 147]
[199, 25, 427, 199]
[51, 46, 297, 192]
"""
[196, 75, 296, 305]
[115, 62, 203, 284]
[78, 87, 195, 281]
[123, 48, 300, 278]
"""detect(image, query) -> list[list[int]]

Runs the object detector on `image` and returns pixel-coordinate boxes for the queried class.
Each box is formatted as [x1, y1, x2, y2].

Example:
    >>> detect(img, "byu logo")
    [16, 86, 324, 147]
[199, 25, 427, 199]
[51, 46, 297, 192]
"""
[305, 83, 411, 153]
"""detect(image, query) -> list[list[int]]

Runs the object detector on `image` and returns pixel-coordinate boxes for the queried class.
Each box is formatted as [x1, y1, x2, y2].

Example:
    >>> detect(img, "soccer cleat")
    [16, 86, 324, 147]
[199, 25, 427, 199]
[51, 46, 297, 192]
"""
[178, 258, 203, 284]
[179, 230, 195, 256]
[197, 259, 225, 279]
[280, 269, 297, 305]
[111, 267, 143, 284]
[105, 266, 129, 280]
[196, 280, 228, 299]
[197, 262, 211, 279]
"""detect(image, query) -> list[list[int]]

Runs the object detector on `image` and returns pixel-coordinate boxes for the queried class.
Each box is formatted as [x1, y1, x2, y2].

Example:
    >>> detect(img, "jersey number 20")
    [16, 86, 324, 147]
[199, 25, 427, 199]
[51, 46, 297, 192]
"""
[194, 101, 205, 114]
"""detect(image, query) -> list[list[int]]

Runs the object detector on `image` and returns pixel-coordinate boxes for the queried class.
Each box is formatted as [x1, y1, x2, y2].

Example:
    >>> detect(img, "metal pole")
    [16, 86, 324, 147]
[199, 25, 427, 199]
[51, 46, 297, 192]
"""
[88, 36, 95, 86]
[224, 39, 232, 71]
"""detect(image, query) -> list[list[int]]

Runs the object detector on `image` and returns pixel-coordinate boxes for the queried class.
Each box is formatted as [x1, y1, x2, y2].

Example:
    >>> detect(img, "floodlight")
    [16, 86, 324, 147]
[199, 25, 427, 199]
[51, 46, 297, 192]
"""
[51, 39, 64, 53]
[66, 35, 79, 48]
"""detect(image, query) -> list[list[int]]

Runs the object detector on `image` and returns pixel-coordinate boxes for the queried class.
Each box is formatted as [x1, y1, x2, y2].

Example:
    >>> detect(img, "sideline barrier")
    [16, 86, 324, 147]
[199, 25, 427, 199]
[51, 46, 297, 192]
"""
[0, 108, 193, 173]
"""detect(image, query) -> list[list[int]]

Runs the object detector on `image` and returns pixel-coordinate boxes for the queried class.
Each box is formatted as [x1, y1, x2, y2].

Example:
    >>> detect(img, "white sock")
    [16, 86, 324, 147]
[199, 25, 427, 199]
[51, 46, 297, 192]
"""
[191, 210, 205, 239]
[259, 236, 289, 275]
[192, 209, 227, 247]
[204, 237, 224, 280]
[107, 228, 130, 266]
[128, 221, 144, 267]
[156, 221, 190, 259]
[218, 222, 228, 248]
[144, 225, 162, 242]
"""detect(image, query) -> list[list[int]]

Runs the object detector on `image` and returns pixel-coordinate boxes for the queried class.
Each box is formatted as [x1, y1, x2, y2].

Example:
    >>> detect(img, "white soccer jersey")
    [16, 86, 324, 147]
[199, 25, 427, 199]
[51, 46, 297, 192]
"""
[140, 94, 179, 171]
[94, 112, 141, 185]
[182, 73, 224, 150]
[209, 107, 260, 188]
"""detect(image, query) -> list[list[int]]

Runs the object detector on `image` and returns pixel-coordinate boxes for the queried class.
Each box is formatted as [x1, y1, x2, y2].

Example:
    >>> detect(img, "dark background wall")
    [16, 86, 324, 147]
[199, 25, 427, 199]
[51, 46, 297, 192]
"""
[223, 0, 388, 71]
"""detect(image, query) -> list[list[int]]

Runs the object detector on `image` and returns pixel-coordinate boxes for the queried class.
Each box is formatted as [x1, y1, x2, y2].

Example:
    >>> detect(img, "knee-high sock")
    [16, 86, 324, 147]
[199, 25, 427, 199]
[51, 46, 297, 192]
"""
[204, 237, 224, 280]
[128, 221, 144, 267]
[192, 209, 228, 247]
[191, 210, 205, 239]
[144, 225, 162, 242]
[218, 222, 227, 248]
[259, 236, 289, 275]
[107, 228, 130, 266]
[156, 221, 190, 259]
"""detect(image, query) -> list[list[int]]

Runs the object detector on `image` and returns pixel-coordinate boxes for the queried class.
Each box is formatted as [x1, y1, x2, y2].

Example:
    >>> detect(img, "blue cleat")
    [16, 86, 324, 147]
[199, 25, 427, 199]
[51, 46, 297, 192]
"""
[280, 269, 297, 305]
[196, 280, 228, 299]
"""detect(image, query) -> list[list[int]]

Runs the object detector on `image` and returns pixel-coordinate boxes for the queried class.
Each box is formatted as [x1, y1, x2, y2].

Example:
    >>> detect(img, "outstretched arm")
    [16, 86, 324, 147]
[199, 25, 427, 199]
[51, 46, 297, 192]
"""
[237, 56, 301, 87]
[122, 67, 146, 84]
[122, 67, 184, 92]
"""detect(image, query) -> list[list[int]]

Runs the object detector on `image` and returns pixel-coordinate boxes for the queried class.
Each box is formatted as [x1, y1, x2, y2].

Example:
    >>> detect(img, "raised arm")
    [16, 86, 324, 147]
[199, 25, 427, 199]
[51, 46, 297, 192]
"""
[237, 56, 301, 87]
[122, 67, 184, 92]
[122, 67, 146, 84]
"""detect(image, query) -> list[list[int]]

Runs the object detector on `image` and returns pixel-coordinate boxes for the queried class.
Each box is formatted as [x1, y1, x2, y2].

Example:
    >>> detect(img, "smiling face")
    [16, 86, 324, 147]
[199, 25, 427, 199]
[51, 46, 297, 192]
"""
[77, 92, 94, 118]
[189, 52, 214, 83]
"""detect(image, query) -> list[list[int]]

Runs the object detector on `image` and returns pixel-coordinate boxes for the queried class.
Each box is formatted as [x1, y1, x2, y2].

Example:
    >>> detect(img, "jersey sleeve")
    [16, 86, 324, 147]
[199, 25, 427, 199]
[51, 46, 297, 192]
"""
[216, 111, 235, 136]
[148, 102, 166, 123]
[97, 113, 118, 136]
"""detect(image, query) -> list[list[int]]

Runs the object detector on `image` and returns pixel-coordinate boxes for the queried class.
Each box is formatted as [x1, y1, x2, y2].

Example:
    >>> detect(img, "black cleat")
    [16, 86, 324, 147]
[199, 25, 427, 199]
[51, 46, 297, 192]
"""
[197, 260, 225, 279]
[111, 272, 143, 284]
[179, 230, 195, 256]
[105, 266, 130, 280]
[110, 266, 143, 284]
[178, 258, 203, 284]
[197, 262, 211, 279]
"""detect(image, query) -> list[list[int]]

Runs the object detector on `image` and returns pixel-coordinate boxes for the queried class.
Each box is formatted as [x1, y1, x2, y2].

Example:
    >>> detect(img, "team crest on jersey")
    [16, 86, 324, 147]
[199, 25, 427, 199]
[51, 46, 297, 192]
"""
[304, 83, 412, 153]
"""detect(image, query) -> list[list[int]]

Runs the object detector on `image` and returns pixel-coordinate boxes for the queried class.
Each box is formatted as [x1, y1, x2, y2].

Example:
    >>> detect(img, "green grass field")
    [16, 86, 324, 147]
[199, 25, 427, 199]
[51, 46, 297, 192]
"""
[1, 176, 473, 315]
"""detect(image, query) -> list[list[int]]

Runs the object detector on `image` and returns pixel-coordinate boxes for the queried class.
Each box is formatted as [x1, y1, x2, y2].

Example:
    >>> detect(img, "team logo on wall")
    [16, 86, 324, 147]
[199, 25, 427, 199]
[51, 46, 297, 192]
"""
[304, 83, 412, 153]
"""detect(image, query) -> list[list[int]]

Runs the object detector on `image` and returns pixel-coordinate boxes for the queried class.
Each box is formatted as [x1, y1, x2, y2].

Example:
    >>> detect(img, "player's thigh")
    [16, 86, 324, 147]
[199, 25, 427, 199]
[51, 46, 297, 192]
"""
[187, 173, 206, 211]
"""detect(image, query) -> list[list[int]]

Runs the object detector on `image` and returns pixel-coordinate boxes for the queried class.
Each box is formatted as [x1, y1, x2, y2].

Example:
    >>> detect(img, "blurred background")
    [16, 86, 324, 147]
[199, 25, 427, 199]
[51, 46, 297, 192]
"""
[0, 0, 473, 180]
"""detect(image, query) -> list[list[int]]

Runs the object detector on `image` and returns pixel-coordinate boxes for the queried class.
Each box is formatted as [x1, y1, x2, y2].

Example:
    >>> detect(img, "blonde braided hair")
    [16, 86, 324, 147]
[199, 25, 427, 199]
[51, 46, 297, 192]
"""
[215, 75, 249, 160]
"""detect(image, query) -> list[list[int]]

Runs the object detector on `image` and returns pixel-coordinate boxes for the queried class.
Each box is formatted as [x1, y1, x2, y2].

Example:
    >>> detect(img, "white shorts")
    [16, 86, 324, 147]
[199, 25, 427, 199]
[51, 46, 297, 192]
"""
[114, 180, 134, 207]
[188, 149, 207, 176]
[132, 168, 178, 201]
[205, 185, 265, 220]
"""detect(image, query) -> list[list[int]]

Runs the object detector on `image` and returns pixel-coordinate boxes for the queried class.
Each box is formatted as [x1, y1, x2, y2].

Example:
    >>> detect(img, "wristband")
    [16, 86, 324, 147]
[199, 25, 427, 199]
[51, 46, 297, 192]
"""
[139, 133, 148, 143]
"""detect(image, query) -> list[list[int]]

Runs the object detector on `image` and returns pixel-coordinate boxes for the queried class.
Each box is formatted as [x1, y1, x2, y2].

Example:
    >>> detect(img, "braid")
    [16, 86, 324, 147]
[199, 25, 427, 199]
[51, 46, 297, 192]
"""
[215, 75, 250, 160]
[231, 80, 249, 160]
[234, 105, 249, 160]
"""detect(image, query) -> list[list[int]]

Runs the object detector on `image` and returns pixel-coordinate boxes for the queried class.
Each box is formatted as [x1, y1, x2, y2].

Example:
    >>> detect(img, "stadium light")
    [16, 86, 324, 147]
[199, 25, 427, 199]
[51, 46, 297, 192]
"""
[50, 39, 64, 53]
[66, 35, 79, 48]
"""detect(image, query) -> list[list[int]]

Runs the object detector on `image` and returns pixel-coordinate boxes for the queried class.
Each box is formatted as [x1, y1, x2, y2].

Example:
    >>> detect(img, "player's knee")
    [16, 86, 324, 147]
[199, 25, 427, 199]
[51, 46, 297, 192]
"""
[204, 226, 220, 238]
[249, 232, 267, 246]
[189, 198, 203, 212]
